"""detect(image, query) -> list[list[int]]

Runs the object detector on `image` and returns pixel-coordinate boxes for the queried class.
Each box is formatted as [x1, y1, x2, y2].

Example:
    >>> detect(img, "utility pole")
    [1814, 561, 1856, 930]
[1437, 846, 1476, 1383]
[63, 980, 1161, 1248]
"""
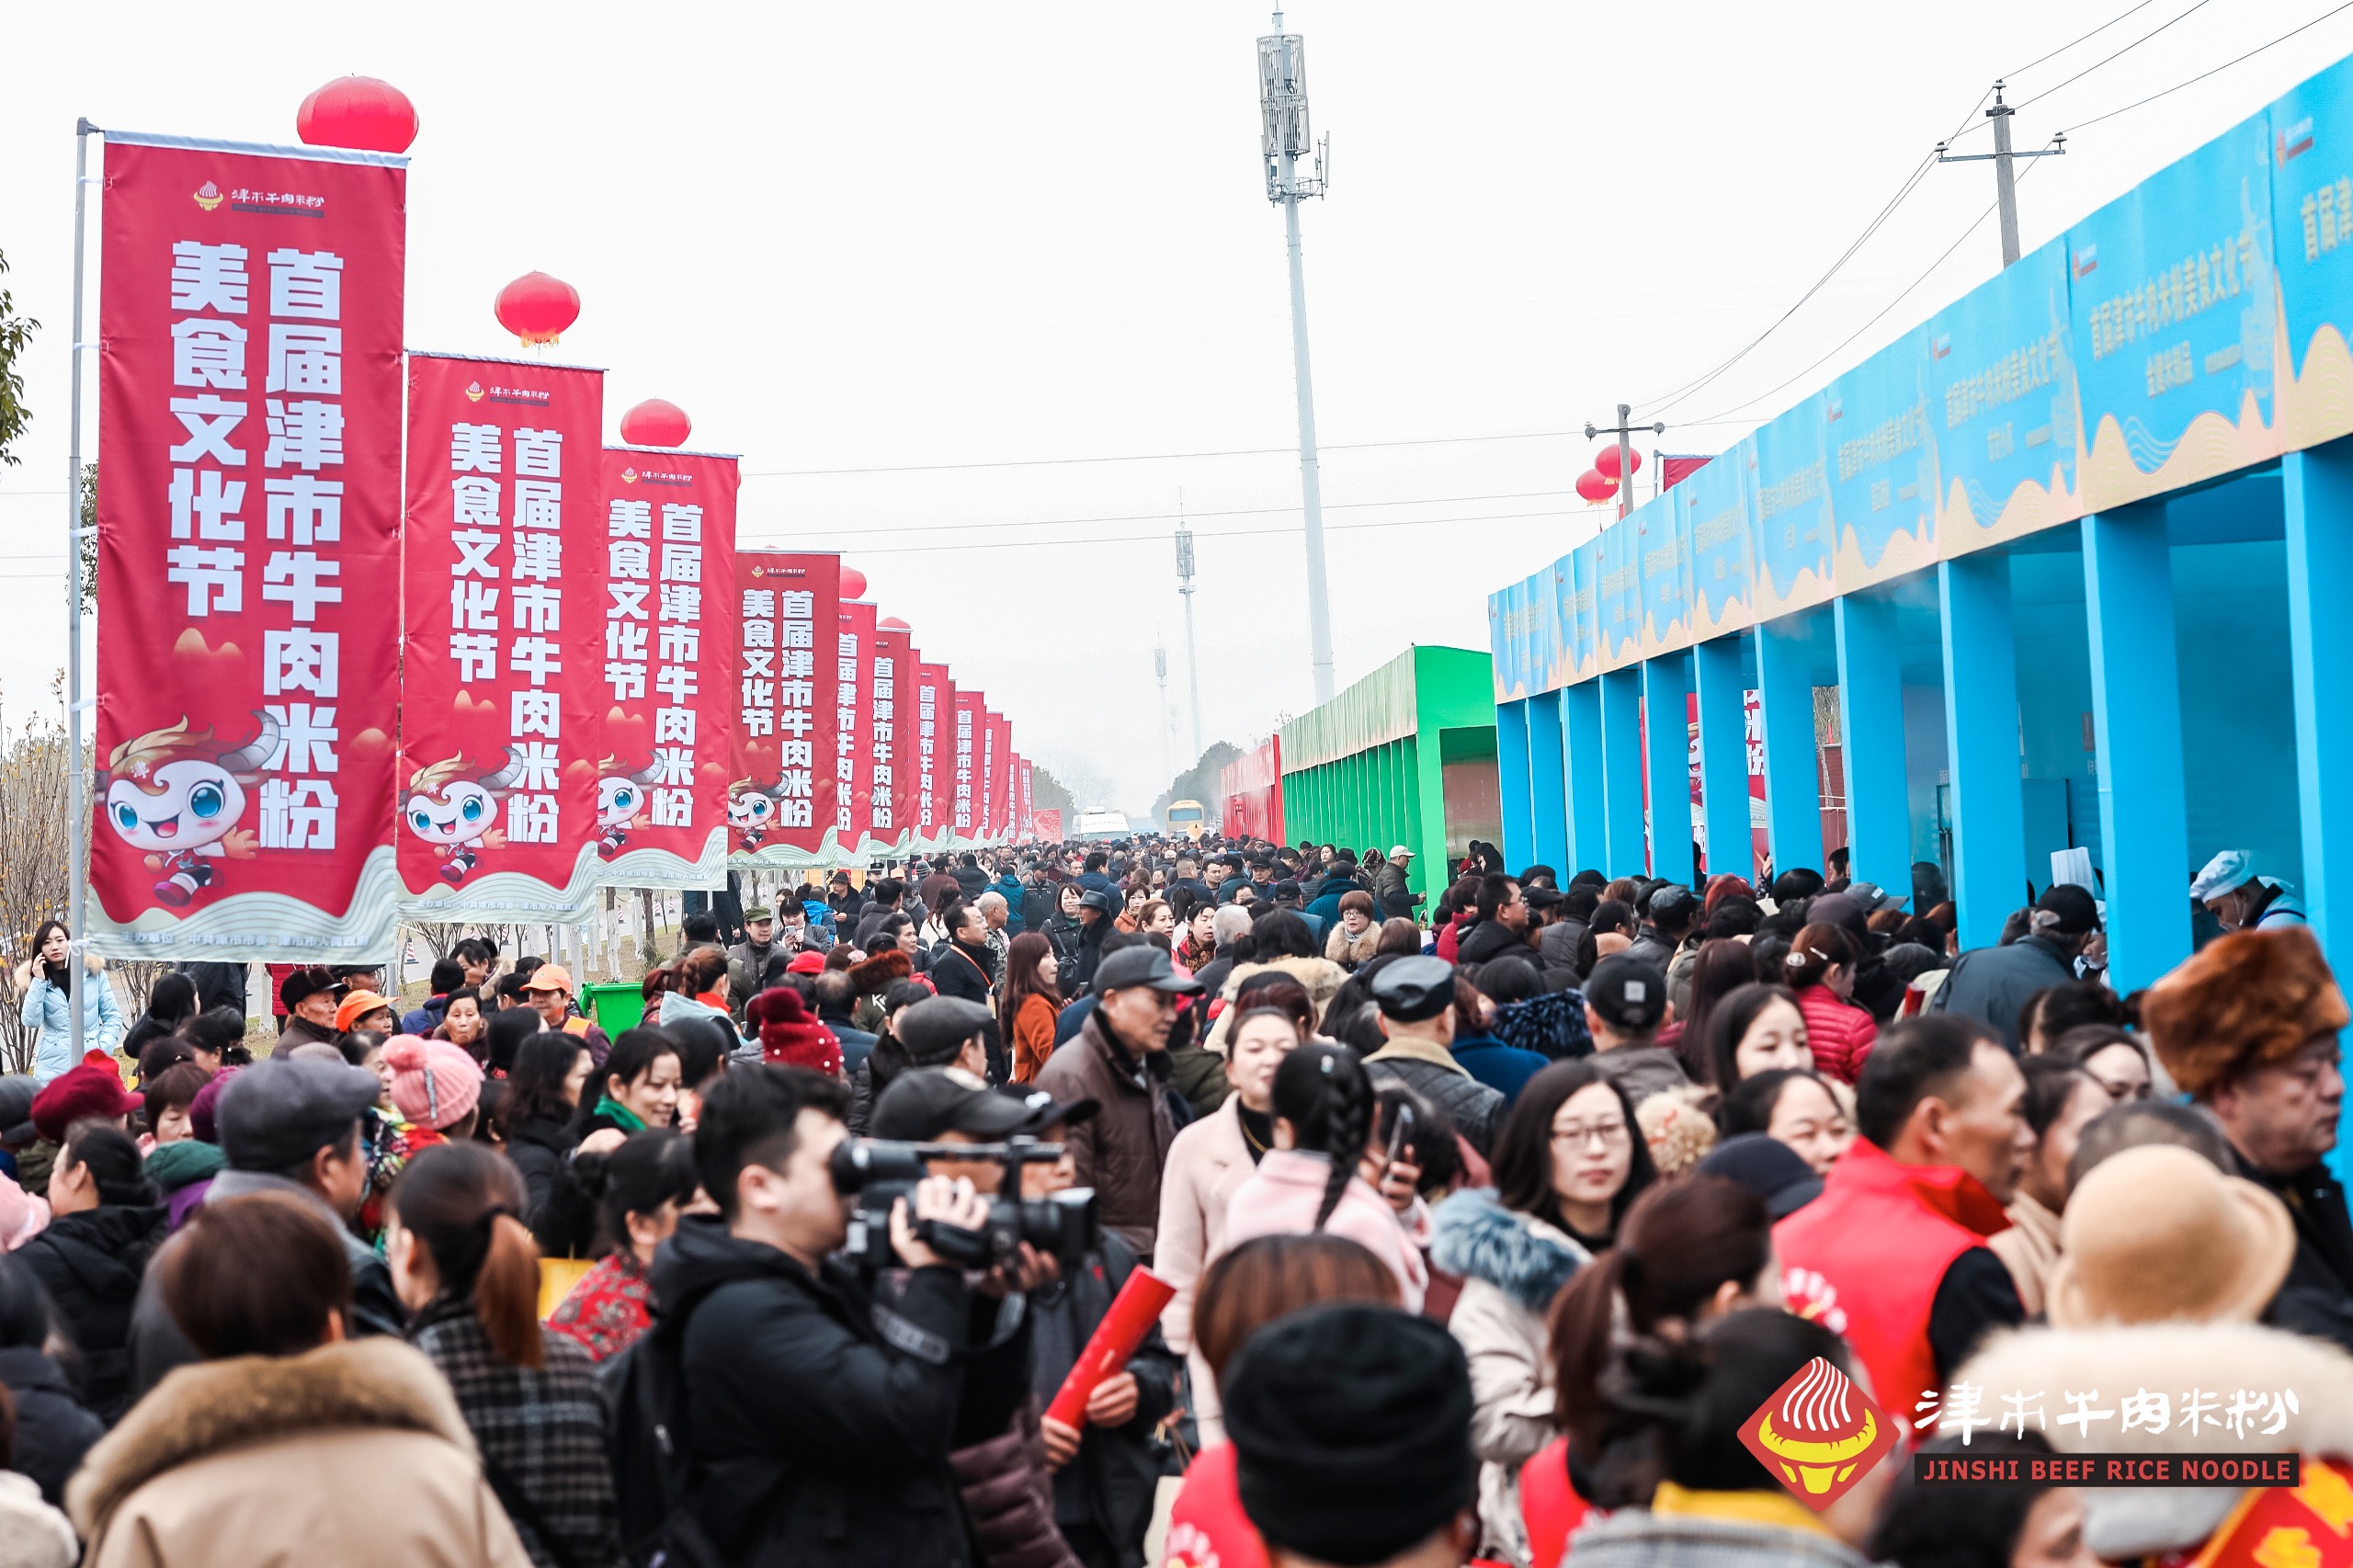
[1586, 404, 1666, 521]
[1154, 642, 1174, 784]
[1257, 12, 1336, 705]
[1176, 518, 1205, 759]
[1937, 83, 2064, 267]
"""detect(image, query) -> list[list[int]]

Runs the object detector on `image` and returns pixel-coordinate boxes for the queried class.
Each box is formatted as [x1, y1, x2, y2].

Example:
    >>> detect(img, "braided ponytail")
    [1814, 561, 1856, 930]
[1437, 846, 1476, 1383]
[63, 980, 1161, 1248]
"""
[1269, 1042, 1376, 1231]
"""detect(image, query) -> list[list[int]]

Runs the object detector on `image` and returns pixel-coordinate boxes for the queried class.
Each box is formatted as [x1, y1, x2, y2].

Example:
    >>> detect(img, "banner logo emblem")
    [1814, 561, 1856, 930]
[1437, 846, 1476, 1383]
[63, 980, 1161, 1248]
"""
[1740, 1356, 1894, 1511]
[192, 181, 223, 211]
[464, 381, 483, 402]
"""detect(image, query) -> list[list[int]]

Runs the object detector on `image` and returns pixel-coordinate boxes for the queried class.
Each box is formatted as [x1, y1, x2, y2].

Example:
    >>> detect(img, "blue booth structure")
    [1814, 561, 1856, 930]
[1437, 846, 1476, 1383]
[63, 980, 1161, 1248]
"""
[1486, 51, 2353, 1001]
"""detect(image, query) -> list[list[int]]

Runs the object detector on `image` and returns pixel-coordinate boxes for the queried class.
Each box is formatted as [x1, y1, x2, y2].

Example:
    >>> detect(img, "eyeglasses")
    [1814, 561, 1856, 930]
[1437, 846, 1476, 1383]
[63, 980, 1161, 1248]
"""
[1552, 1119, 1631, 1148]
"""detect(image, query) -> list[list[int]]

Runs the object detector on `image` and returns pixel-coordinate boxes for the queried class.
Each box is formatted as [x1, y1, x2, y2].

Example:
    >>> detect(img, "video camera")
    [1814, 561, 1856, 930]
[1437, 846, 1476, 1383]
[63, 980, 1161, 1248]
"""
[829, 1136, 1097, 1271]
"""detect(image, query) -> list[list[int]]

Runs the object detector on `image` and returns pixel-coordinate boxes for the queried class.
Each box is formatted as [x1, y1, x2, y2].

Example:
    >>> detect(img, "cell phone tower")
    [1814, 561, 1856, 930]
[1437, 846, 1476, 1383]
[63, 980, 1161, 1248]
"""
[1258, 11, 1336, 706]
[1176, 515, 1205, 760]
[1154, 642, 1175, 784]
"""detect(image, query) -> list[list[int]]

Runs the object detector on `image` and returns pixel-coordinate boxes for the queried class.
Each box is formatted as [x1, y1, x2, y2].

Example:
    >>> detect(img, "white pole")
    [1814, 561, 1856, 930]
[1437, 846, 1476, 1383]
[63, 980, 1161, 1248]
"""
[65, 120, 95, 1058]
[1281, 164, 1336, 707]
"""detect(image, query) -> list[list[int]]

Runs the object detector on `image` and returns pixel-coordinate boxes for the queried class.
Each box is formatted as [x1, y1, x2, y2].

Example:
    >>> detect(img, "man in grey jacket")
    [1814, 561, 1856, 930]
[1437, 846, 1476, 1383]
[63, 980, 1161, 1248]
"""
[1928, 884, 2103, 1051]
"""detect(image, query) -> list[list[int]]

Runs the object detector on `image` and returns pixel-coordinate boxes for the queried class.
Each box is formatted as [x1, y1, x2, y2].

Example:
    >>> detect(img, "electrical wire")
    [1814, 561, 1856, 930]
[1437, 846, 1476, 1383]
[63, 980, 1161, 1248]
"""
[1633, 88, 1998, 420]
[2058, 0, 2353, 131]
[2006, 0, 2163, 78]
[740, 425, 1590, 479]
[1681, 147, 2058, 428]
[747, 503, 1600, 558]
[2011, 0, 2216, 110]
[733, 487, 1579, 544]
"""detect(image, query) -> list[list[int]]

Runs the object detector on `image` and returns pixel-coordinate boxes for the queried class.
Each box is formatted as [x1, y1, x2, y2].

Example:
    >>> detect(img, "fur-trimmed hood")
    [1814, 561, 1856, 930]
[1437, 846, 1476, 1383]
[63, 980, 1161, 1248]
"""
[67, 1337, 475, 1539]
[1956, 1321, 2353, 1560]
[1201, 956, 1351, 1054]
[11, 952, 105, 991]
[1430, 1187, 1590, 1315]
[847, 947, 913, 994]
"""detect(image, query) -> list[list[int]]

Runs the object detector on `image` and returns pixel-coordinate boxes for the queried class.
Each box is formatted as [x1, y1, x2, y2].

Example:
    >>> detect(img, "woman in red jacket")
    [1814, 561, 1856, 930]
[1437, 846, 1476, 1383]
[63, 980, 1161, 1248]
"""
[1783, 922, 1878, 1084]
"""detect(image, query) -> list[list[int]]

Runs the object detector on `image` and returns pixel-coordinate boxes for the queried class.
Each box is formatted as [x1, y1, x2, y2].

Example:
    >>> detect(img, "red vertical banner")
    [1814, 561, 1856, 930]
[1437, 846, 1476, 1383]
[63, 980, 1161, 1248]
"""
[835, 601, 876, 859]
[732, 552, 840, 866]
[1017, 756, 1033, 843]
[952, 691, 983, 845]
[983, 711, 1007, 843]
[915, 661, 950, 854]
[595, 447, 737, 886]
[91, 135, 407, 958]
[397, 355, 604, 918]
[872, 624, 914, 855]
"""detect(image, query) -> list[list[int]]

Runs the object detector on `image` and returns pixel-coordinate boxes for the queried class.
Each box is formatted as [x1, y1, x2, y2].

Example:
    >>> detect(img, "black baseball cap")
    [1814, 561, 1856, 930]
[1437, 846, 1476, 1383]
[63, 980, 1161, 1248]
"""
[1584, 953, 1669, 1032]
[871, 1067, 1036, 1141]
[2033, 883, 2101, 936]
[1370, 955, 1456, 1023]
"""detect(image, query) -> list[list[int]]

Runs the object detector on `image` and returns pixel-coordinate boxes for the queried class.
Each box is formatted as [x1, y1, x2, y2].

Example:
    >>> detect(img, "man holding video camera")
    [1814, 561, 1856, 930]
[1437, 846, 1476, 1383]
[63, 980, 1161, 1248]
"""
[645, 1064, 1047, 1568]
[871, 1069, 1178, 1568]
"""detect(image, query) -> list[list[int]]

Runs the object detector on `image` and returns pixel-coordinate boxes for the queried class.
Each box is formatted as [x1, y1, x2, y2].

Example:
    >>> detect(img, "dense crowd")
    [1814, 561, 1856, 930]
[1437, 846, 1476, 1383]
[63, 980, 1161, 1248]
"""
[0, 834, 2343, 1568]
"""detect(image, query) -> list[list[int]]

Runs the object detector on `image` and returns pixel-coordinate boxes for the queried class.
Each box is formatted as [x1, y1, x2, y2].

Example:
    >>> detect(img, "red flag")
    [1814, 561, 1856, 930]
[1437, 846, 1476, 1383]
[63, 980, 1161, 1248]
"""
[733, 552, 840, 863]
[916, 664, 953, 853]
[595, 447, 738, 885]
[984, 711, 1011, 843]
[397, 354, 604, 917]
[872, 624, 915, 852]
[91, 134, 406, 957]
[952, 690, 985, 845]
[835, 601, 878, 857]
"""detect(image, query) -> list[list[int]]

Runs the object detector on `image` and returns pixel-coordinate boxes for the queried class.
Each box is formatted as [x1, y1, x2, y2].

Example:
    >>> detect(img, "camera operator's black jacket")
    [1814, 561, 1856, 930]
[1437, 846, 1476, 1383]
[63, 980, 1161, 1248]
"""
[650, 1213, 1027, 1568]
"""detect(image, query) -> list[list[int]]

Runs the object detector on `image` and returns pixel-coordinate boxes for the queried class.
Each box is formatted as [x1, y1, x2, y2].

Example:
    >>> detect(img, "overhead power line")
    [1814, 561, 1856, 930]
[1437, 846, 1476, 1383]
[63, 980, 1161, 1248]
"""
[2006, 0, 2163, 79]
[2058, 0, 2353, 132]
[735, 486, 1578, 544]
[767, 503, 1598, 558]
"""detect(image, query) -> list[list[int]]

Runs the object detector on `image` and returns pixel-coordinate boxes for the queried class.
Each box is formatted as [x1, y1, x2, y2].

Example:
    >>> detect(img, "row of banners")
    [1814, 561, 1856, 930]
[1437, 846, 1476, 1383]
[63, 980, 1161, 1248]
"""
[87, 131, 1032, 959]
[1490, 48, 2353, 699]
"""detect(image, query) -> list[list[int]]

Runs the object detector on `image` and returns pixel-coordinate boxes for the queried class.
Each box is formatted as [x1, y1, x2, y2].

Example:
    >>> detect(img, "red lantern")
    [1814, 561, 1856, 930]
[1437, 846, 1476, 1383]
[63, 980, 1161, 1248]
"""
[1594, 446, 1643, 481]
[494, 273, 580, 347]
[880, 616, 911, 631]
[296, 76, 419, 154]
[1575, 469, 1619, 504]
[840, 568, 870, 600]
[619, 398, 691, 448]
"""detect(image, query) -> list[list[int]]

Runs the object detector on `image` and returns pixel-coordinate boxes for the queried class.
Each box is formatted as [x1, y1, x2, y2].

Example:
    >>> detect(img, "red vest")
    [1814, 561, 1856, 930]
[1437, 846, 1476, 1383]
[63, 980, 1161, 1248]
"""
[1774, 1140, 2010, 1426]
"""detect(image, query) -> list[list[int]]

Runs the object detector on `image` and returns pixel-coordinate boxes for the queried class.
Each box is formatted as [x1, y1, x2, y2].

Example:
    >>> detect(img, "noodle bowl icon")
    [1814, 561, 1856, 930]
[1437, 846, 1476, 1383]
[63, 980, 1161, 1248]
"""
[1740, 1356, 1894, 1510]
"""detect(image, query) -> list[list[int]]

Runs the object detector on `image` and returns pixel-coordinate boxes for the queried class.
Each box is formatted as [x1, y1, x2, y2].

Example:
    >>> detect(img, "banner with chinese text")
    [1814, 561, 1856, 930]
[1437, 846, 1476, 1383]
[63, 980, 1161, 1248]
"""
[835, 600, 878, 858]
[915, 663, 952, 852]
[397, 354, 605, 920]
[593, 446, 737, 887]
[951, 690, 983, 845]
[733, 551, 840, 865]
[873, 623, 915, 854]
[91, 133, 407, 958]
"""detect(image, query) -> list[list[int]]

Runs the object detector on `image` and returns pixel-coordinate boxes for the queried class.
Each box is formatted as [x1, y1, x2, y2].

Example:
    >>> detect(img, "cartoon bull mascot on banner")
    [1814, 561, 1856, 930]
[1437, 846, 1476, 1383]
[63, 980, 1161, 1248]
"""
[596, 756, 662, 860]
[727, 777, 788, 852]
[99, 712, 278, 908]
[404, 749, 529, 886]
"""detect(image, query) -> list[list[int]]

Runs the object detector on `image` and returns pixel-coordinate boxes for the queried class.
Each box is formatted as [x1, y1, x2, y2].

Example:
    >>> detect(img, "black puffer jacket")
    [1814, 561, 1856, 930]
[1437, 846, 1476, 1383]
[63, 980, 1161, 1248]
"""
[16, 1203, 167, 1424]
[649, 1212, 1026, 1568]
[951, 1399, 1078, 1568]
[508, 1112, 595, 1258]
[0, 1343, 103, 1504]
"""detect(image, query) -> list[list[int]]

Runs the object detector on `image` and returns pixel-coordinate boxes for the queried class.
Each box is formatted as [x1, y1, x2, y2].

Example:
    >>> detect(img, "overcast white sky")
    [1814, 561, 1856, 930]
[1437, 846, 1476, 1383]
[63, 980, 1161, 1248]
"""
[5, 0, 2349, 812]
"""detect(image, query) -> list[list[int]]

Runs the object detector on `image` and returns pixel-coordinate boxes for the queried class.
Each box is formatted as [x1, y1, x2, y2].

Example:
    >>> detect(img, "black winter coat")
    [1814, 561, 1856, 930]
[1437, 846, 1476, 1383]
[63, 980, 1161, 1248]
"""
[509, 1112, 595, 1258]
[1029, 1233, 1180, 1564]
[16, 1204, 166, 1424]
[0, 1344, 102, 1505]
[649, 1213, 1015, 1568]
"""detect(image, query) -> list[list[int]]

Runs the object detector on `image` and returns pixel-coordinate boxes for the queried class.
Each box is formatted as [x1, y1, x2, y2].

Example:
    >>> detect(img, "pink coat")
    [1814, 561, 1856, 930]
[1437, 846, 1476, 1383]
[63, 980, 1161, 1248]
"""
[1798, 984, 1879, 1084]
[1222, 1150, 1428, 1312]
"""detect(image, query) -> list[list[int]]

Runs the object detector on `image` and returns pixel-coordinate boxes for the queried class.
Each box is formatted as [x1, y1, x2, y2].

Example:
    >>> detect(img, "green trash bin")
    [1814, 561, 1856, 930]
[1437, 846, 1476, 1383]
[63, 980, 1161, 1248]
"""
[583, 982, 645, 1035]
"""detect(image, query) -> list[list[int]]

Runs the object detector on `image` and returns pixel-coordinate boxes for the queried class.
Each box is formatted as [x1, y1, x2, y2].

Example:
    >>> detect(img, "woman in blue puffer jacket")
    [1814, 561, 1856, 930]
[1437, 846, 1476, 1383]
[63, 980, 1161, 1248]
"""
[11, 921, 124, 1084]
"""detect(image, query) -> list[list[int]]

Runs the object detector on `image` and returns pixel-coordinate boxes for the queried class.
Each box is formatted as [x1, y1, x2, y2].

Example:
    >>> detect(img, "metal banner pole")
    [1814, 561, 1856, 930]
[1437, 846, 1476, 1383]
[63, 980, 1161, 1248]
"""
[65, 119, 97, 1059]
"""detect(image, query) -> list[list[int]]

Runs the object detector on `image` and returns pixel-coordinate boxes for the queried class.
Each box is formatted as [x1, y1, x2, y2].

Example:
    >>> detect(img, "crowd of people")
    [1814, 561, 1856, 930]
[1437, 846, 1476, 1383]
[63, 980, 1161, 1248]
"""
[0, 831, 2343, 1568]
